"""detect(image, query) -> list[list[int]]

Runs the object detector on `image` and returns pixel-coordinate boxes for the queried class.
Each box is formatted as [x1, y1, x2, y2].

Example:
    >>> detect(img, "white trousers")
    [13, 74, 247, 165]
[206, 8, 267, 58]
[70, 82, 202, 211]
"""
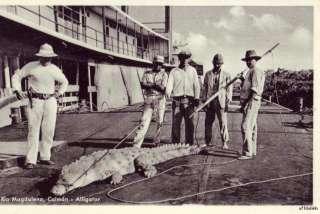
[26, 97, 57, 164]
[241, 99, 260, 156]
[133, 96, 166, 147]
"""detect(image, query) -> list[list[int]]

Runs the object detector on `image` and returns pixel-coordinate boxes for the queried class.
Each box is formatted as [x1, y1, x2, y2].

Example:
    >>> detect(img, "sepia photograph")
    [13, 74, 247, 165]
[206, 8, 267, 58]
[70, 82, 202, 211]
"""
[0, 0, 317, 211]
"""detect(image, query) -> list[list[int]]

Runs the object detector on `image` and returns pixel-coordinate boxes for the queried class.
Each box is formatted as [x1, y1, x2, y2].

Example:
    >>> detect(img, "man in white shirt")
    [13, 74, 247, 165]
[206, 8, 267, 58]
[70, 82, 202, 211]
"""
[12, 43, 68, 169]
[238, 50, 266, 160]
[133, 55, 168, 147]
[165, 51, 201, 145]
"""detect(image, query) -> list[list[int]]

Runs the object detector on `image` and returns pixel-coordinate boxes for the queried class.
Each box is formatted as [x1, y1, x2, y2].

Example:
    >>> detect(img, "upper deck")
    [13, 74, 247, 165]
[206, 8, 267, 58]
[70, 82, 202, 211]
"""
[0, 6, 170, 64]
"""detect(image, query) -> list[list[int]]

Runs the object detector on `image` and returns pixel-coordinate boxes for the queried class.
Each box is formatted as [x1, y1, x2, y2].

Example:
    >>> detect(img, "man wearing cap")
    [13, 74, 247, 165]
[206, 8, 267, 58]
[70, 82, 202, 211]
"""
[12, 43, 68, 169]
[166, 51, 201, 145]
[202, 53, 232, 149]
[132, 55, 168, 147]
[238, 50, 266, 160]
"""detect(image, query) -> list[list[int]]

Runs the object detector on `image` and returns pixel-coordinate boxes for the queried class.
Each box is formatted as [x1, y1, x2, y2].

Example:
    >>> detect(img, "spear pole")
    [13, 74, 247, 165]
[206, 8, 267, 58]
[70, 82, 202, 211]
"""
[189, 42, 280, 118]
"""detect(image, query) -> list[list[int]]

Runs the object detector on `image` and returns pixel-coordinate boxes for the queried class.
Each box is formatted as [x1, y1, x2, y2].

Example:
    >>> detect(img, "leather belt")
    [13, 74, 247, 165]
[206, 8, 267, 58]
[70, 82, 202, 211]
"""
[173, 96, 195, 109]
[145, 95, 162, 99]
[173, 95, 193, 100]
[31, 92, 55, 100]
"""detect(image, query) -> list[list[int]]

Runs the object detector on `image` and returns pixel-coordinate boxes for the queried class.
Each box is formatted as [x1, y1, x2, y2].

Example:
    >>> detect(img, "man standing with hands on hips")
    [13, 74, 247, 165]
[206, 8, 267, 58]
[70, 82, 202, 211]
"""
[202, 53, 232, 149]
[238, 50, 266, 160]
[12, 43, 68, 169]
[165, 50, 201, 145]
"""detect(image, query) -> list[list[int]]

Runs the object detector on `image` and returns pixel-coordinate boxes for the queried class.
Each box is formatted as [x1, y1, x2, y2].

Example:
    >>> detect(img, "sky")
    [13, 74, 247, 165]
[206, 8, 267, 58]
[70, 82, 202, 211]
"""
[129, 6, 313, 76]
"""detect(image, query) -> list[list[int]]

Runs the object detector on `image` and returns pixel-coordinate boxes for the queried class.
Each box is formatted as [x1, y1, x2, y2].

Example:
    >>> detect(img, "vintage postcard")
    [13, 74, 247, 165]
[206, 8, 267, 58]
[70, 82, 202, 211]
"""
[0, 0, 318, 212]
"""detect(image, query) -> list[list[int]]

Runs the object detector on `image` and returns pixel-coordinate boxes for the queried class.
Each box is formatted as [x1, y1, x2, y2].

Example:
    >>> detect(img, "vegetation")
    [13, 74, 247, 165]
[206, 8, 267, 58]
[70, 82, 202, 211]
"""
[263, 68, 313, 113]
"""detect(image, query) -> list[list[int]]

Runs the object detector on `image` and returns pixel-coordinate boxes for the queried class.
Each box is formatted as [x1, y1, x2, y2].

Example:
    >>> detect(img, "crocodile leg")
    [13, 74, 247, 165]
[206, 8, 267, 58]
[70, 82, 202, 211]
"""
[135, 154, 157, 178]
[110, 171, 123, 185]
[143, 165, 157, 178]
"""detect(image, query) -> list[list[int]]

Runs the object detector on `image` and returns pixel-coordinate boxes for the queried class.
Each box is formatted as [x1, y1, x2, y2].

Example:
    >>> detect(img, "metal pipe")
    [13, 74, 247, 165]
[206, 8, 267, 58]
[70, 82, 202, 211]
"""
[165, 6, 170, 33]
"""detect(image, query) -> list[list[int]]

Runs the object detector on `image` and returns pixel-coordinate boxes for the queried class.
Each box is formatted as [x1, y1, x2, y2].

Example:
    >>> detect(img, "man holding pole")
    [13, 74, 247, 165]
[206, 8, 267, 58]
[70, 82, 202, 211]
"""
[238, 50, 266, 160]
[165, 50, 200, 145]
[188, 44, 278, 156]
[202, 53, 232, 149]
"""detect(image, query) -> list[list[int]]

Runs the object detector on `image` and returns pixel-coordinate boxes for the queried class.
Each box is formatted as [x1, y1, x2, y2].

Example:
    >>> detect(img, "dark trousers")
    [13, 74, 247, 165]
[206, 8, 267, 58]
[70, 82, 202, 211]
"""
[205, 102, 229, 145]
[171, 98, 195, 145]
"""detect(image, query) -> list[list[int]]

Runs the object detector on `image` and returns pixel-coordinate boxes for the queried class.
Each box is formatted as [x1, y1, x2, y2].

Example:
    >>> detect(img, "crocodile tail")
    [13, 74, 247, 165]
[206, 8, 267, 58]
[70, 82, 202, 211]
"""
[153, 143, 204, 153]
[149, 144, 204, 164]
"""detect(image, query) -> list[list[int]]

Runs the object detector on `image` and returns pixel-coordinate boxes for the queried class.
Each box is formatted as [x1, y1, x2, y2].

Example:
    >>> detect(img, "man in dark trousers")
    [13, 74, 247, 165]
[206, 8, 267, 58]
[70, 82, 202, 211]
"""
[202, 53, 232, 149]
[165, 50, 201, 145]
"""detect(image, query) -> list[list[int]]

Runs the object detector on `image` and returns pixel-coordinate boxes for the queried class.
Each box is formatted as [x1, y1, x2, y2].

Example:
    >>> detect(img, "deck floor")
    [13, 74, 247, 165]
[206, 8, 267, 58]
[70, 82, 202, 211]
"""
[0, 101, 313, 205]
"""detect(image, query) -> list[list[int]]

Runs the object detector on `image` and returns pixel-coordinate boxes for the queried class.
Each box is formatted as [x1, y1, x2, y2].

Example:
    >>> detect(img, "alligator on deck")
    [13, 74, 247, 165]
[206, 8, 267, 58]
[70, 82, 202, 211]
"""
[51, 144, 205, 196]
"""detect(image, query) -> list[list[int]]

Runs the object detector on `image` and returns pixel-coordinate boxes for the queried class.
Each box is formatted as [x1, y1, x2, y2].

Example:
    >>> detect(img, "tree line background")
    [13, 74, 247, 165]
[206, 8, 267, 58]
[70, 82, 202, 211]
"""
[263, 68, 313, 113]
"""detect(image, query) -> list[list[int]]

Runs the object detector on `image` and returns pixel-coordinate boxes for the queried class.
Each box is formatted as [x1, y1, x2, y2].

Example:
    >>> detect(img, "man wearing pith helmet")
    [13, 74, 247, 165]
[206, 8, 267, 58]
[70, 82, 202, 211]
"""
[12, 43, 69, 169]
[201, 53, 232, 149]
[238, 50, 266, 160]
[132, 55, 168, 147]
[165, 50, 201, 145]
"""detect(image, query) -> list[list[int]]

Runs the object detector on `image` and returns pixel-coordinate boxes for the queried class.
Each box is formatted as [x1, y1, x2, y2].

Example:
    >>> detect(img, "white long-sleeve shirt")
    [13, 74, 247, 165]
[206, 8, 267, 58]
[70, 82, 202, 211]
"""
[165, 65, 200, 99]
[12, 61, 68, 95]
[240, 67, 265, 102]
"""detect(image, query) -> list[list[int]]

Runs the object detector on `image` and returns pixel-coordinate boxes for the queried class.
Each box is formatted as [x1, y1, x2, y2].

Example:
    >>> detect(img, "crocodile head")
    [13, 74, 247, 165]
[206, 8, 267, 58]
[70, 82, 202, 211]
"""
[51, 150, 111, 196]
[51, 167, 113, 196]
[51, 170, 91, 196]
[51, 172, 78, 196]
[51, 183, 68, 196]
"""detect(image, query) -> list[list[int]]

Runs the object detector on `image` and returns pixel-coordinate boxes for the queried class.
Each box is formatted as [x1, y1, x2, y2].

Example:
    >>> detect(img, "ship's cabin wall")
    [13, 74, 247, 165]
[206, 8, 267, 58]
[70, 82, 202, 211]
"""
[0, 34, 152, 127]
[0, 6, 169, 62]
[0, 5, 170, 127]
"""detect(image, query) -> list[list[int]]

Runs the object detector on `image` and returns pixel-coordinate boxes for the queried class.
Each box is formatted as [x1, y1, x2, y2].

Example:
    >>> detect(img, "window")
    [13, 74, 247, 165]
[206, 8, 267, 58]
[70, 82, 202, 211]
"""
[81, 13, 86, 27]
[56, 6, 81, 24]
[106, 17, 117, 29]
[143, 39, 148, 49]
[105, 26, 109, 37]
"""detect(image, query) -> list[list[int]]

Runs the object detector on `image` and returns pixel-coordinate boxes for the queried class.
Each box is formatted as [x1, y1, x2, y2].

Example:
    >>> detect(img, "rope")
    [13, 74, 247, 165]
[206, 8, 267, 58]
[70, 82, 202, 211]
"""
[85, 159, 237, 199]
[270, 53, 290, 141]
[64, 44, 310, 203]
[84, 158, 311, 204]
[262, 98, 293, 111]
[92, 44, 312, 204]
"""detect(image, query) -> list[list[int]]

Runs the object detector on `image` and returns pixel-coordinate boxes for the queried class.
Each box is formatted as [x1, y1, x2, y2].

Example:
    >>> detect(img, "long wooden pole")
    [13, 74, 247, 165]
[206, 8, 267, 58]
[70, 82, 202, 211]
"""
[190, 43, 280, 118]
